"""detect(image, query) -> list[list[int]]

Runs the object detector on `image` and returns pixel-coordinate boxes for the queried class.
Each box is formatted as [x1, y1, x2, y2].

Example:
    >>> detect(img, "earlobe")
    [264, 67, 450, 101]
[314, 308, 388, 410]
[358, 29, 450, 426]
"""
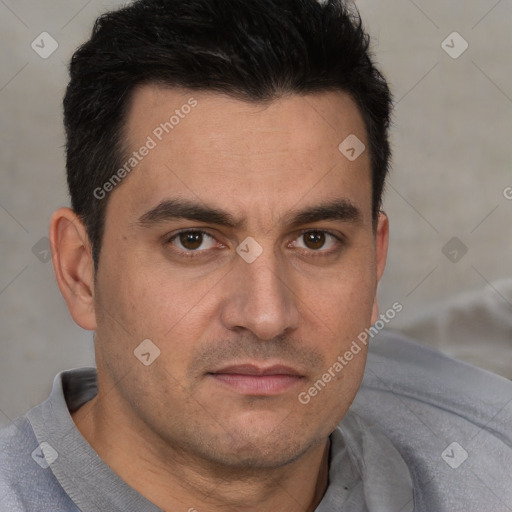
[370, 211, 389, 325]
[49, 207, 97, 331]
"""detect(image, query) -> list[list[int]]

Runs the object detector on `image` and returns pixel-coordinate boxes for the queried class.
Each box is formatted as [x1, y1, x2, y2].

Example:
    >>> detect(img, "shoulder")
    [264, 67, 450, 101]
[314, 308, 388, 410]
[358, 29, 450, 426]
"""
[0, 417, 79, 512]
[360, 329, 512, 422]
[352, 330, 512, 511]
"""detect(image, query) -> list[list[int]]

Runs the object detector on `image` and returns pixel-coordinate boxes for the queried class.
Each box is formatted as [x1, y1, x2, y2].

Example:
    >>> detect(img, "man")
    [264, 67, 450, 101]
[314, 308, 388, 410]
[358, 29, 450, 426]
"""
[1, 0, 511, 510]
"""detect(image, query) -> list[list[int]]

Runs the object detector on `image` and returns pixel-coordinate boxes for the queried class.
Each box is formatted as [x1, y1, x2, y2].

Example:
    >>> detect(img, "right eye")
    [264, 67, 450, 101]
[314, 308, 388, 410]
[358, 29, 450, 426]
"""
[167, 230, 218, 252]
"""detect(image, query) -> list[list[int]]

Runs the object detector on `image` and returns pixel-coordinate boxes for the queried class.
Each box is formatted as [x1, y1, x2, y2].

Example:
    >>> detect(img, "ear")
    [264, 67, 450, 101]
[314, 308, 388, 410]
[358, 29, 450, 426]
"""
[49, 207, 97, 331]
[370, 211, 389, 325]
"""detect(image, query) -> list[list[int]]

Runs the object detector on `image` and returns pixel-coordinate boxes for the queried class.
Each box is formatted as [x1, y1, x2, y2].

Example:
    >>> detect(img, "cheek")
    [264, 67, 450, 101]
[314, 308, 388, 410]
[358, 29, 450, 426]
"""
[96, 247, 224, 377]
[296, 342, 368, 440]
[293, 254, 376, 407]
[300, 262, 376, 336]
[98, 237, 203, 329]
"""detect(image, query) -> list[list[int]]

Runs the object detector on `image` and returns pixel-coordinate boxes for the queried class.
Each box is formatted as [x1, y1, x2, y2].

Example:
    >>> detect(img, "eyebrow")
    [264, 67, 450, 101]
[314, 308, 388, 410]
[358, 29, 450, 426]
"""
[136, 197, 362, 230]
[137, 198, 242, 228]
[283, 199, 361, 227]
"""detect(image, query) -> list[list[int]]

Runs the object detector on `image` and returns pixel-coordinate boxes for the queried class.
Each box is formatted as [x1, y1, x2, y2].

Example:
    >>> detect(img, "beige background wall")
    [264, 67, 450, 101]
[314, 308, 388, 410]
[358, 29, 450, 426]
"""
[1, 0, 511, 426]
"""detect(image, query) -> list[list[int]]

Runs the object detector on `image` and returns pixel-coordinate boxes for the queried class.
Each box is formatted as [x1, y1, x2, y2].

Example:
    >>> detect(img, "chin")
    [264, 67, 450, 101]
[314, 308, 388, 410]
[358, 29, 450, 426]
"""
[199, 416, 316, 470]
[209, 439, 307, 470]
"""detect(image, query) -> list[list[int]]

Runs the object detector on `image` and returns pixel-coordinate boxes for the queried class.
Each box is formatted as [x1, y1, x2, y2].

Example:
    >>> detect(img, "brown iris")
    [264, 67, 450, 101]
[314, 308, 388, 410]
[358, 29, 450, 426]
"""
[179, 231, 204, 250]
[303, 231, 326, 250]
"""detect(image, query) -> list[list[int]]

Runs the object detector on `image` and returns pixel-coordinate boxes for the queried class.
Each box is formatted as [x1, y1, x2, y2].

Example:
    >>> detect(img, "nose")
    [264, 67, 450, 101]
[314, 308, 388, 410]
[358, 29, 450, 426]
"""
[219, 246, 300, 341]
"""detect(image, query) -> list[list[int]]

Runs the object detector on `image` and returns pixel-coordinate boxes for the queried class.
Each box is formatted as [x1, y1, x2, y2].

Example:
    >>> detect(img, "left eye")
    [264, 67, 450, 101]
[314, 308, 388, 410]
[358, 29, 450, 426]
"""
[169, 231, 217, 251]
[292, 231, 338, 251]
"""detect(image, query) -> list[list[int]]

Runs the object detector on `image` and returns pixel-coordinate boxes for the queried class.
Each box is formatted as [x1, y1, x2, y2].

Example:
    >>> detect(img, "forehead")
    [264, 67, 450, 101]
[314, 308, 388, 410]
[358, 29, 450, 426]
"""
[124, 84, 367, 153]
[111, 84, 372, 226]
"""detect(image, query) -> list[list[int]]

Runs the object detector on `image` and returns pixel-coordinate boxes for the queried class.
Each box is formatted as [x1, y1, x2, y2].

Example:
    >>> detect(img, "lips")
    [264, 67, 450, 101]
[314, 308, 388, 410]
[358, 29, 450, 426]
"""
[212, 364, 303, 376]
[208, 363, 304, 395]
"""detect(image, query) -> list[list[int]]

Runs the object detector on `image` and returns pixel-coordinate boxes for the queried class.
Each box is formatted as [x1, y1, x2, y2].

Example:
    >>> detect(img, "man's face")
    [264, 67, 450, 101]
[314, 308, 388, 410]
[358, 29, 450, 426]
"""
[91, 85, 387, 469]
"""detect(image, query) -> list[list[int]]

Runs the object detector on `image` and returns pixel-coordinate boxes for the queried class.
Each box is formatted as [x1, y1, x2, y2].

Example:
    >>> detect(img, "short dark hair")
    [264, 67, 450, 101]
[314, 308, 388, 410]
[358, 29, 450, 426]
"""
[64, 0, 392, 269]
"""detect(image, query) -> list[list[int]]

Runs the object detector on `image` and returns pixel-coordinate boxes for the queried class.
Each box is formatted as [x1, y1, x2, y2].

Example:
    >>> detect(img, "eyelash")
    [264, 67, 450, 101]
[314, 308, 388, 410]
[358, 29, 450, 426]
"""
[166, 229, 344, 258]
[292, 229, 345, 256]
[166, 230, 222, 258]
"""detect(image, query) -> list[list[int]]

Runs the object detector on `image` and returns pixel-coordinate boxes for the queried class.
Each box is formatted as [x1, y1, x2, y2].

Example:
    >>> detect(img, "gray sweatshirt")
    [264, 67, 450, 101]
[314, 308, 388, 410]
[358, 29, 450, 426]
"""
[1, 331, 511, 511]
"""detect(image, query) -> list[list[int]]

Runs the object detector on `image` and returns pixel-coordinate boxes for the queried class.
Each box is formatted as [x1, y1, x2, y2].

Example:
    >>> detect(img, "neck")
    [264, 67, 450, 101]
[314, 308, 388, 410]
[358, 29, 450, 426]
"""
[72, 391, 331, 512]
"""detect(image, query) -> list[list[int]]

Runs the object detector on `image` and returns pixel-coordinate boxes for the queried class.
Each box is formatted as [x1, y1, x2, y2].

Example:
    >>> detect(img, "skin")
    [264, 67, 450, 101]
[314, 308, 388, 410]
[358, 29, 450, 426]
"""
[50, 85, 388, 512]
